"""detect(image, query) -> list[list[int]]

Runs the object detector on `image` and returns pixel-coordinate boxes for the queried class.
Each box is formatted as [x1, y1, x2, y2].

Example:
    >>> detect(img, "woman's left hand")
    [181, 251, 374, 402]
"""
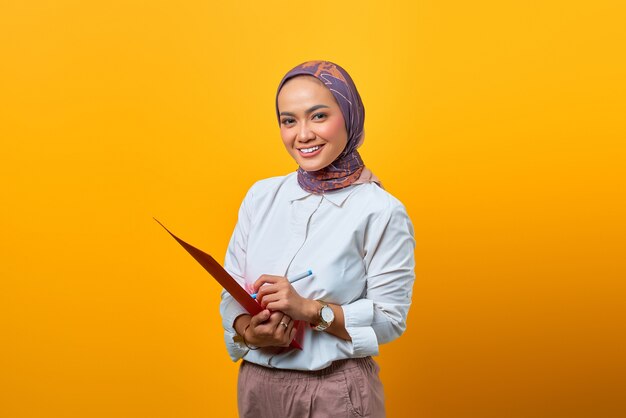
[253, 275, 313, 321]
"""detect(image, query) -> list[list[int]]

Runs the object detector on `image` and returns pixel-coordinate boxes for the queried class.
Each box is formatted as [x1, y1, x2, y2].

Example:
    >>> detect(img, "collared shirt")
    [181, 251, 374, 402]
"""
[219, 172, 415, 371]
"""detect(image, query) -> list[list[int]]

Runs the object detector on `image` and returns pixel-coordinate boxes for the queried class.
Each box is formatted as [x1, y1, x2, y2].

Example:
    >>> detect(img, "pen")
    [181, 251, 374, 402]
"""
[251, 269, 313, 299]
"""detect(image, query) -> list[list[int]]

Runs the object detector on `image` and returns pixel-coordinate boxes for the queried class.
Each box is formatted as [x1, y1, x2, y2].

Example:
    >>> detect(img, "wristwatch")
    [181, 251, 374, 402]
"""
[312, 301, 335, 331]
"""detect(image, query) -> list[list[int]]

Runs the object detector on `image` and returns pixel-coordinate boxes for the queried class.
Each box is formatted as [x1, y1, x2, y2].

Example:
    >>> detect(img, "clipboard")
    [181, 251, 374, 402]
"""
[154, 218, 303, 350]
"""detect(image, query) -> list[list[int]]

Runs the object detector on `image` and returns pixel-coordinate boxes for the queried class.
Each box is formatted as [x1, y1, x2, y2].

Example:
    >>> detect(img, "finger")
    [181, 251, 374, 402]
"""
[250, 309, 271, 327]
[277, 313, 290, 327]
[254, 312, 281, 337]
[253, 275, 286, 291]
[275, 316, 293, 340]
[257, 283, 287, 302]
[276, 318, 289, 334]
[282, 322, 297, 347]
[267, 311, 284, 325]
[285, 318, 295, 335]
[264, 297, 284, 311]
[255, 284, 278, 302]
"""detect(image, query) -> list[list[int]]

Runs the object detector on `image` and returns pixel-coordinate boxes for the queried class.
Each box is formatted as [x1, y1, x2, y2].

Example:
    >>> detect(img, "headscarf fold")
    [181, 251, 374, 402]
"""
[275, 60, 381, 193]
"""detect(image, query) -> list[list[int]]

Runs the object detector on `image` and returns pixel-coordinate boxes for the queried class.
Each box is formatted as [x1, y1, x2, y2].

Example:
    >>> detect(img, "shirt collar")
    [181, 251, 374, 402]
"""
[285, 172, 361, 207]
[285, 172, 311, 202]
[321, 185, 361, 207]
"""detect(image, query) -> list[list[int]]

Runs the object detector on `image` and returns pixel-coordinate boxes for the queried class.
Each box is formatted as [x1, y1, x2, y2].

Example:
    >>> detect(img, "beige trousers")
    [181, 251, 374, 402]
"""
[237, 357, 386, 418]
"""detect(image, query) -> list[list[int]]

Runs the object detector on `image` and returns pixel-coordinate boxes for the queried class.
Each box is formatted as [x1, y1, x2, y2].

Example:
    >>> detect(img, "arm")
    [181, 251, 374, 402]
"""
[220, 185, 300, 357]
[253, 278, 351, 341]
[344, 203, 416, 355]
[253, 202, 416, 355]
[219, 187, 255, 361]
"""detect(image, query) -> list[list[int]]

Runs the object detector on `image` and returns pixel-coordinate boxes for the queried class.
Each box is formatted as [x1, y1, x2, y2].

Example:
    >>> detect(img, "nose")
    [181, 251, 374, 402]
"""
[297, 122, 316, 142]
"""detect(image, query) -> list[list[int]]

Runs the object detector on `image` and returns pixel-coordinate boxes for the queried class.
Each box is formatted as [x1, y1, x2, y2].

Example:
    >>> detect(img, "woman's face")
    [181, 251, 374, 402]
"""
[277, 76, 348, 172]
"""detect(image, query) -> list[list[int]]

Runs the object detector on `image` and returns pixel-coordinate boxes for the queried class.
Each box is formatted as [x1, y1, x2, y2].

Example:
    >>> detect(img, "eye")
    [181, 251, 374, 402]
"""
[281, 118, 295, 126]
[312, 113, 327, 121]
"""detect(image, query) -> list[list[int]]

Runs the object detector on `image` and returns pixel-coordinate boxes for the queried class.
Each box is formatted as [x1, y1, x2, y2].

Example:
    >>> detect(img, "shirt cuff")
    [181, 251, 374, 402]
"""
[221, 296, 249, 331]
[223, 330, 249, 362]
[342, 298, 374, 327]
[346, 326, 379, 357]
[342, 299, 379, 357]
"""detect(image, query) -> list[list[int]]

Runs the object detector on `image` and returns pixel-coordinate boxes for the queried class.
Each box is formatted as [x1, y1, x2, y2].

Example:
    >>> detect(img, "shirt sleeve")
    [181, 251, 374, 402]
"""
[219, 186, 255, 361]
[341, 201, 416, 357]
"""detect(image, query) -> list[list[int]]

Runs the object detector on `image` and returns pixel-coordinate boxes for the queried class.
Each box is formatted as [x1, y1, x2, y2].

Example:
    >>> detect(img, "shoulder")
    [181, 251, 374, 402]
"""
[241, 172, 298, 208]
[348, 182, 410, 221]
[248, 172, 296, 194]
[351, 184, 415, 250]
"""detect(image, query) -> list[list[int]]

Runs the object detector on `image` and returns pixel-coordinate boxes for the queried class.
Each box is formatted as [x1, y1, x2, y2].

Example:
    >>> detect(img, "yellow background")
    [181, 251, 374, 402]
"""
[1, 1, 625, 417]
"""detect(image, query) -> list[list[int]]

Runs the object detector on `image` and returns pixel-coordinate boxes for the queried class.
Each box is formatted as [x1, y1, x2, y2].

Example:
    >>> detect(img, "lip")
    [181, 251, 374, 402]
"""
[297, 144, 325, 158]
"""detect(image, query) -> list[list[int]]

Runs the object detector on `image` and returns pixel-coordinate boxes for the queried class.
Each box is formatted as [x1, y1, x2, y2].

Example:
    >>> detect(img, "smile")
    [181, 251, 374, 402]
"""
[297, 144, 324, 157]
[300, 145, 321, 153]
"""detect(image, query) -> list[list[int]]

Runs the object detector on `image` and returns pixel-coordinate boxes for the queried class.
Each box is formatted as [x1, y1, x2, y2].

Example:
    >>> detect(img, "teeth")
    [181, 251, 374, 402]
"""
[301, 145, 321, 154]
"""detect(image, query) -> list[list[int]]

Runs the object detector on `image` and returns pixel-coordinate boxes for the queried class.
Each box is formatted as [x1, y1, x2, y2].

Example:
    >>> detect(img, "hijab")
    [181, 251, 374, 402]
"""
[275, 60, 381, 194]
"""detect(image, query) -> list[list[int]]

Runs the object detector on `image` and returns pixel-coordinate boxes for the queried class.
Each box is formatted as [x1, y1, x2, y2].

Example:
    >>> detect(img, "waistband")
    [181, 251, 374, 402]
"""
[241, 356, 377, 380]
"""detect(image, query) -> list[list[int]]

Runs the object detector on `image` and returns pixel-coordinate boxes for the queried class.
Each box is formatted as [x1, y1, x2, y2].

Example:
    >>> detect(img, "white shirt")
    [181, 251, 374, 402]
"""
[219, 172, 415, 371]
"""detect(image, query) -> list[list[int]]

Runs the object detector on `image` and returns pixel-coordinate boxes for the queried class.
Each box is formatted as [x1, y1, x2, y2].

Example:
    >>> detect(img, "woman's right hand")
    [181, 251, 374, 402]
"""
[236, 310, 297, 348]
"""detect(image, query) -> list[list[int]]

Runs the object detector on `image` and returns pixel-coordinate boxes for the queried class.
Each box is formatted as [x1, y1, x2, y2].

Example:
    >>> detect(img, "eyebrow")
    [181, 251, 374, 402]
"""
[279, 104, 330, 117]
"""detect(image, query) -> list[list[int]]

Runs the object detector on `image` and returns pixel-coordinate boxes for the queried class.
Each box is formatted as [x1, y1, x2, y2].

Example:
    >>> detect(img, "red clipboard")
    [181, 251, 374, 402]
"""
[154, 218, 303, 350]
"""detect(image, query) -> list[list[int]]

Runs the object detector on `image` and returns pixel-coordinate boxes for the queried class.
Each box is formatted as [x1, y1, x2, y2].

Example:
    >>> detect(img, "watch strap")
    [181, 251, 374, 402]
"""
[312, 301, 333, 331]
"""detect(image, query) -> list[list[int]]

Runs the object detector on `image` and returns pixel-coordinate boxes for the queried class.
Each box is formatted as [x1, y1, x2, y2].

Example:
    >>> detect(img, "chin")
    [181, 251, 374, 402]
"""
[292, 155, 322, 172]
[299, 163, 324, 172]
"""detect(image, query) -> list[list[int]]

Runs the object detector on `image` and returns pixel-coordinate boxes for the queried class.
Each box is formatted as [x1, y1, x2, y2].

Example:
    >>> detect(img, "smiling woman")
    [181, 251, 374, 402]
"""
[219, 60, 416, 418]
[277, 76, 348, 172]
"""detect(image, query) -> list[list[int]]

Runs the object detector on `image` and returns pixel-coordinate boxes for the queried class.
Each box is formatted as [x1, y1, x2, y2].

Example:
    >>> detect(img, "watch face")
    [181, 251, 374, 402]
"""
[321, 306, 334, 323]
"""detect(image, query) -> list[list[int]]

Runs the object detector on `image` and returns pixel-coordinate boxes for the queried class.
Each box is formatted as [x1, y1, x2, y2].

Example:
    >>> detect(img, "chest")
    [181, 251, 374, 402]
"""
[244, 195, 369, 304]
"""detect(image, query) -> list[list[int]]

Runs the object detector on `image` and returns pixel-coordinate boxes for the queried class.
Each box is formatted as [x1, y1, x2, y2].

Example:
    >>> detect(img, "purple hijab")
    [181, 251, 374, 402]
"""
[275, 60, 367, 194]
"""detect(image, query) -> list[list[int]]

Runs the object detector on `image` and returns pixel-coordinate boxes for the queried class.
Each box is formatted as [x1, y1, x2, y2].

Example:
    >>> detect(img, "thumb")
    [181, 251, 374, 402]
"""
[250, 309, 271, 326]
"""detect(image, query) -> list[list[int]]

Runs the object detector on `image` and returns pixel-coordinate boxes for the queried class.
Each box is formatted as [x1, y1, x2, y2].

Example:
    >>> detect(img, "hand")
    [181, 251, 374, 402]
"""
[253, 274, 315, 321]
[245, 309, 297, 348]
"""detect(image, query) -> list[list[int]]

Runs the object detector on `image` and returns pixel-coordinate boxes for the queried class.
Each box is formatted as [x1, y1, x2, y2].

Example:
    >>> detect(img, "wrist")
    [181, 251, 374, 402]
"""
[242, 323, 259, 350]
[233, 314, 251, 336]
[310, 300, 335, 331]
[232, 318, 259, 351]
[304, 299, 322, 324]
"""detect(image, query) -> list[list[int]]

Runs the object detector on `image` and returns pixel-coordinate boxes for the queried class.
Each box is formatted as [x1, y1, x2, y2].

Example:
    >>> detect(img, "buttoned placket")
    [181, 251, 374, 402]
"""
[275, 194, 324, 277]
[264, 193, 324, 367]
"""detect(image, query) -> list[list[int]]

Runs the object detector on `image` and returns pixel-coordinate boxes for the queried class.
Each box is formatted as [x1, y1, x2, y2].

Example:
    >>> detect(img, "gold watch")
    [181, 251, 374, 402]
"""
[312, 301, 335, 331]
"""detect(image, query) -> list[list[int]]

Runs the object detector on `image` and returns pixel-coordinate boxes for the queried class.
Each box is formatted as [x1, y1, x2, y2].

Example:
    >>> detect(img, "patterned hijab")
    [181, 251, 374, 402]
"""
[275, 60, 381, 194]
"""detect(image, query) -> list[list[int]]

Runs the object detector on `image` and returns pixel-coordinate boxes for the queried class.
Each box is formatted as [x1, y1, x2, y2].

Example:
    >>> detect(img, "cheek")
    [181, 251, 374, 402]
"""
[321, 117, 348, 143]
[279, 129, 291, 146]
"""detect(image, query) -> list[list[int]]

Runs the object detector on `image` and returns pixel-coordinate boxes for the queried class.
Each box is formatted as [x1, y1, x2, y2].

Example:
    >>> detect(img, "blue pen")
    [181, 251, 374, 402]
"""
[251, 269, 313, 299]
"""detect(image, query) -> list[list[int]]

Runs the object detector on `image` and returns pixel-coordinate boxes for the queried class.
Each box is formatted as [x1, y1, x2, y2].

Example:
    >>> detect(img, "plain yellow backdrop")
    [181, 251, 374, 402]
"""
[1, 1, 625, 417]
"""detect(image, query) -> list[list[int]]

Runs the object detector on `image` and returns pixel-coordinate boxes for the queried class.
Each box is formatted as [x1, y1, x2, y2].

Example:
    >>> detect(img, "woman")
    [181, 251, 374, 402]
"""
[219, 60, 415, 417]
